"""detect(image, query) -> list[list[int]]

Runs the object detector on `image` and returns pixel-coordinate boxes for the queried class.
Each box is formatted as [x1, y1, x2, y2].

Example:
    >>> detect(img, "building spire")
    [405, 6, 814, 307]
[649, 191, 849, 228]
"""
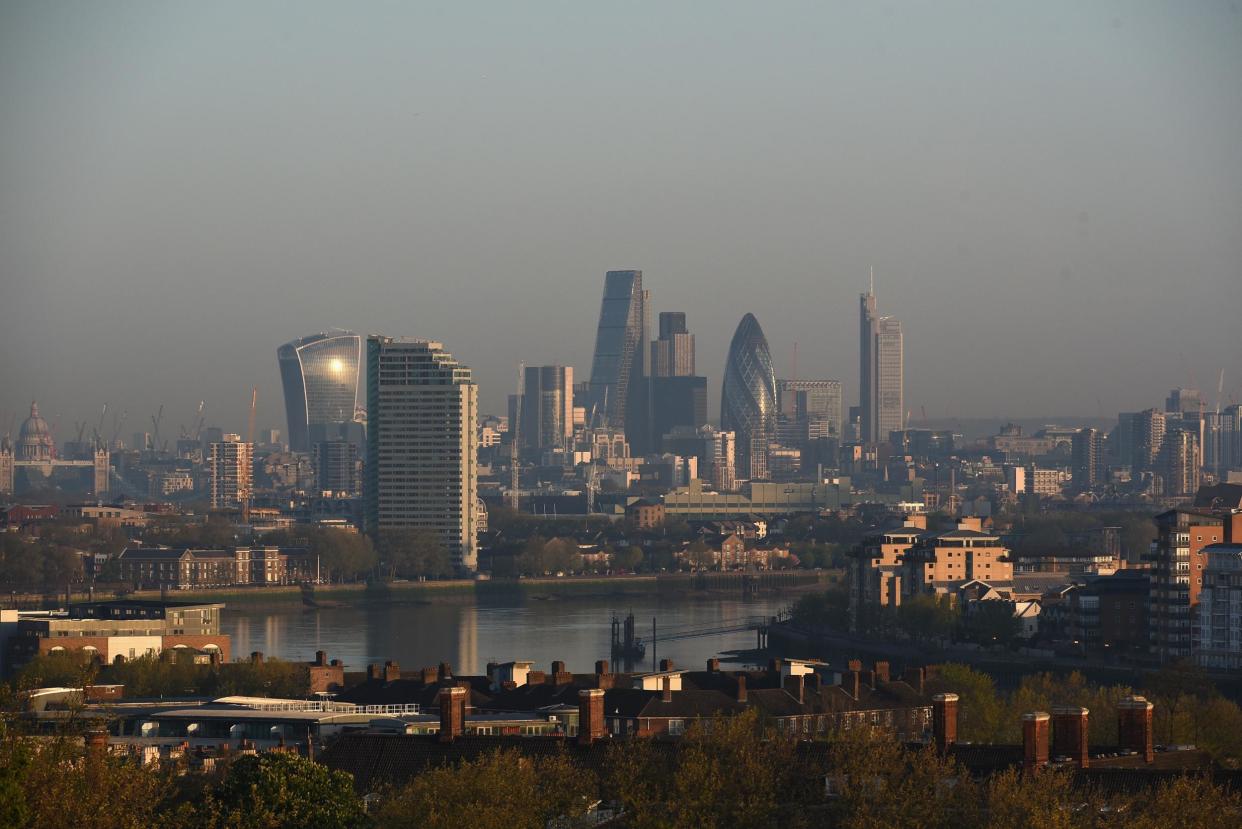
[869, 265, 874, 296]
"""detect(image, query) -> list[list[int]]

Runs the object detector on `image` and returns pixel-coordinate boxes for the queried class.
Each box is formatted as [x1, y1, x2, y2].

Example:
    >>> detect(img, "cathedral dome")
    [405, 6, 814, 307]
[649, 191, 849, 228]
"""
[17, 401, 55, 462]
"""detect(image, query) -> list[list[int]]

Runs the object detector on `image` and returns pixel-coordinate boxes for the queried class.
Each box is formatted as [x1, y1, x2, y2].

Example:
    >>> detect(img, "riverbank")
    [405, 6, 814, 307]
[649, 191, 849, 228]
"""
[4, 570, 831, 609]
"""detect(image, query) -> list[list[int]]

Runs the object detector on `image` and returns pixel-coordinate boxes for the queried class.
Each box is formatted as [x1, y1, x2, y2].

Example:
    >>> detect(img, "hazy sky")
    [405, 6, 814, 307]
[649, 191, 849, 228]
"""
[2, 1, 1240, 438]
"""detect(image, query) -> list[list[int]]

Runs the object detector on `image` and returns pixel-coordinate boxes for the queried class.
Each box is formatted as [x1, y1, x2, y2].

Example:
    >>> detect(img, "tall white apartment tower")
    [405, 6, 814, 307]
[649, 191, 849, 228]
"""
[365, 337, 479, 571]
[209, 435, 252, 510]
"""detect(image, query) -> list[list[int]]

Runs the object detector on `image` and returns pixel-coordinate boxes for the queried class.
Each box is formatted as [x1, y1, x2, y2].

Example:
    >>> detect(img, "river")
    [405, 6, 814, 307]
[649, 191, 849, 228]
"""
[221, 592, 794, 676]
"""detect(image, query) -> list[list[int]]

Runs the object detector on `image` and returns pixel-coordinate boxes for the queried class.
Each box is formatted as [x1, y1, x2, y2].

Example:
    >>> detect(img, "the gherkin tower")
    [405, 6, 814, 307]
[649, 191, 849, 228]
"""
[720, 313, 776, 482]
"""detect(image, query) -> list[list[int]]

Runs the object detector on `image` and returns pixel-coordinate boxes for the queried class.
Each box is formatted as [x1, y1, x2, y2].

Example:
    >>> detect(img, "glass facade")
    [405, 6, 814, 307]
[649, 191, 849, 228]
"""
[587, 271, 645, 438]
[277, 331, 363, 453]
[720, 314, 777, 481]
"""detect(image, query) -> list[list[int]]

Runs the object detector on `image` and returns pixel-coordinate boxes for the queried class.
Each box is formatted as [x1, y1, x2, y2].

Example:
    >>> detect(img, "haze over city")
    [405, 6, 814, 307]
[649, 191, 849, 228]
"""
[2, 0, 1241, 432]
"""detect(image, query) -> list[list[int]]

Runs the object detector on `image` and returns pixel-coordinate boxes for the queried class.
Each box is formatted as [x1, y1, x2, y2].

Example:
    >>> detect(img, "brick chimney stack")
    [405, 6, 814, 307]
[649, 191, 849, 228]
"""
[367, 664, 381, 681]
[661, 675, 673, 703]
[659, 658, 674, 672]
[903, 667, 926, 695]
[438, 662, 453, 682]
[843, 670, 861, 700]
[384, 661, 401, 683]
[736, 674, 747, 703]
[315, 650, 327, 667]
[1052, 706, 1090, 768]
[578, 688, 605, 747]
[932, 693, 958, 752]
[783, 674, 804, 705]
[1022, 712, 1050, 775]
[250, 651, 264, 665]
[1118, 696, 1154, 763]
[595, 660, 610, 675]
[438, 687, 466, 743]
[874, 661, 890, 684]
[707, 658, 720, 672]
[550, 660, 572, 685]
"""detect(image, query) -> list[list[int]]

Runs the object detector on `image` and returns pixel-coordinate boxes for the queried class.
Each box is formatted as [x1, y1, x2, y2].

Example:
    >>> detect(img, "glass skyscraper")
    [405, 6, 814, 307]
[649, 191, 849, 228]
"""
[278, 330, 363, 453]
[721, 313, 777, 482]
[859, 279, 903, 444]
[587, 270, 646, 448]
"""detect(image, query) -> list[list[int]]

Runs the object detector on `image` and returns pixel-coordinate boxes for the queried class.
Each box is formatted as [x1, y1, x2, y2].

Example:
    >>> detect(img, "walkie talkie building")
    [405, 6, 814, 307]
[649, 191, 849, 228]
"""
[720, 313, 777, 482]
[277, 330, 363, 453]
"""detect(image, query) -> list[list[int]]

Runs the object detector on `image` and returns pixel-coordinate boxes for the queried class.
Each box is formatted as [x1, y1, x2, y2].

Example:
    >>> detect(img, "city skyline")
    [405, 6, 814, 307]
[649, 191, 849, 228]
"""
[3, 2, 1241, 431]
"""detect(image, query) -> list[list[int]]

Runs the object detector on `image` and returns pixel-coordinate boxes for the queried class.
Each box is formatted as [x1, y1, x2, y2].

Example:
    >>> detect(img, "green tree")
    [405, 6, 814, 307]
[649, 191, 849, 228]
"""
[377, 529, 450, 579]
[897, 594, 957, 642]
[615, 545, 644, 572]
[959, 600, 1022, 646]
[928, 663, 1007, 744]
[686, 539, 714, 570]
[202, 752, 366, 829]
[376, 748, 596, 829]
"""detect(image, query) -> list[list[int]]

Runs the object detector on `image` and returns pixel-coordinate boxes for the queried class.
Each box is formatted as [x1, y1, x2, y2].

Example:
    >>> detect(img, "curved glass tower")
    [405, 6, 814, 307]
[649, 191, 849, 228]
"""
[278, 330, 363, 452]
[720, 313, 776, 482]
[587, 270, 645, 439]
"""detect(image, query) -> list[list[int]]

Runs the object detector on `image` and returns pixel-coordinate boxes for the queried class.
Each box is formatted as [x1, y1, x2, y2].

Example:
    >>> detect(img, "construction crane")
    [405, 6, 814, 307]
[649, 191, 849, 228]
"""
[193, 401, 206, 441]
[508, 362, 524, 511]
[110, 411, 127, 448]
[242, 387, 257, 525]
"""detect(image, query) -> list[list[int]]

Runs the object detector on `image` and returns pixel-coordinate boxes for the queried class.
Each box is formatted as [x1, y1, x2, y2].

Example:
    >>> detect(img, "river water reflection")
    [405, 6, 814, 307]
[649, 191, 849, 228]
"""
[222, 592, 793, 675]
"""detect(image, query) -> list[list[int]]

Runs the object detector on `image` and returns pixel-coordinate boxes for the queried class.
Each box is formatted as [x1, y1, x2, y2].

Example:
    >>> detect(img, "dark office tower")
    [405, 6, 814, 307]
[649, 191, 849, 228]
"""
[859, 285, 877, 443]
[1117, 409, 1166, 471]
[777, 380, 843, 440]
[314, 439, 359, 496]
[721, 314, 777, 481]
[858, 275, 904, 445]
[587, 270, 645, 435]
[651, 311, 696, 377]
[521, 365, 574, 456]
[650, 376, 708, 451]
[278, 330, 364, 453]
[1166, 388, 1202, 415]
[1071, 427, 1104, 491]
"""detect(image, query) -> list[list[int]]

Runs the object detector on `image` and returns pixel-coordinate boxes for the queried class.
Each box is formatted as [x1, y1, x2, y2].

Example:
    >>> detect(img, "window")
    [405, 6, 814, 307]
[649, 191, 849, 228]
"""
[668, 719, 685, 735]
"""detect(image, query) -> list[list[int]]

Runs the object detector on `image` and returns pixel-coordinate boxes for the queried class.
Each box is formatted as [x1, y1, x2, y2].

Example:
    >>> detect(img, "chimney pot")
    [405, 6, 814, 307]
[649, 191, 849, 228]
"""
[707, 658, 720, 673]
[422, 666, 438, 684]
[551, 660, 566, 675]
[736, 674, 748, 703]
[595, 660, 610, 676]
[874, 661, 890, 684]
[662, 675, 673, 703]
[250, 651, 264, 665]
[903, 666, 926, 695]
[659, 658, 674, 672]
[847, 659, 862, 672]
[438, 661, 453, 681]
[315, 650, 327, 666]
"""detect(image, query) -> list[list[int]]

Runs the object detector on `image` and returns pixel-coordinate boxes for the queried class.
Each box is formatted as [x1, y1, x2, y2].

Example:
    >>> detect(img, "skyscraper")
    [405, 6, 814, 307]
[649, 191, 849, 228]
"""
[521, 365, 574, 457]
[721, 313, 777, 482]
[858, 277, 904, 444]
[587, 271, 646, 446]
[648, 310, 707, 451]
[650, 311, 695, 377]
[365, 337, 478, 571]
[278, 330, 364, 453]
[1071, 427, 1105, 491]
[777, 380, 843, 440]
[209, 435, 252, 510]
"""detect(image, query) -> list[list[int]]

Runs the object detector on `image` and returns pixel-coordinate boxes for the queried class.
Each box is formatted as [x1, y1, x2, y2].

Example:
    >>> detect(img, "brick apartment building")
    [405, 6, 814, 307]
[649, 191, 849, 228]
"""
[116, 546, 313, 589]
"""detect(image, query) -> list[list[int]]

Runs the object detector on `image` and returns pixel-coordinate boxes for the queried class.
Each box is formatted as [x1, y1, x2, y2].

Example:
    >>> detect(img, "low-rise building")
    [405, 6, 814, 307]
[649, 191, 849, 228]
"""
[116, 546, 313, 589]
[2, 600, 229, 674]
